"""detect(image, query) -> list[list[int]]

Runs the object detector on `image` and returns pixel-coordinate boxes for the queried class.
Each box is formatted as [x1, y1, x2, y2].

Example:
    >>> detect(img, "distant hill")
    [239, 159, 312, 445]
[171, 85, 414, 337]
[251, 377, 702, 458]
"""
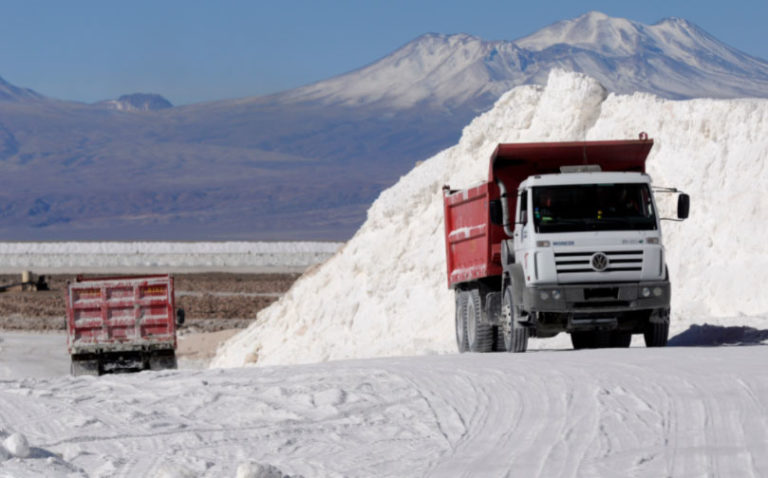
[0, 11, 767, 240]
[97, 93, 173, 112]
[0, 76, 42, 102]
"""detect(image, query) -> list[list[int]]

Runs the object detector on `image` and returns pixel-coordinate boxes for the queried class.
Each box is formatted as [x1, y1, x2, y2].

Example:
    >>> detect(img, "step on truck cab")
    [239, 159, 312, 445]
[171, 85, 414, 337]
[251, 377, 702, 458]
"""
[66, 274, 185, 375]
[443, 135, 689, 352]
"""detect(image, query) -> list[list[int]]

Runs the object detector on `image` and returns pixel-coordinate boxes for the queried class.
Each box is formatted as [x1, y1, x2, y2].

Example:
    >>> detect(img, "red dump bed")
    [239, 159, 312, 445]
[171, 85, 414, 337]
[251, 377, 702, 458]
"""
[66, 274, 177, 354]
[443, 138, 654, 288]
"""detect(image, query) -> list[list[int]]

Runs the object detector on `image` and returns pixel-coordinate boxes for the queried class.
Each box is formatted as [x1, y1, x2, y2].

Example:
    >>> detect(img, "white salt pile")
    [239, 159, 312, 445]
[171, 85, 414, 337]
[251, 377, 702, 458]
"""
[213, 70, 768, 367]
[3, 432, 30, 458]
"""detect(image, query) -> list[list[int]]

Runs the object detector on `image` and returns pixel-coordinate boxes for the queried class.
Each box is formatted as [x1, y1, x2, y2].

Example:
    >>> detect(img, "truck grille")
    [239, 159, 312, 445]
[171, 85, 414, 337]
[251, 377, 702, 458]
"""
[555, 250, 643, 274]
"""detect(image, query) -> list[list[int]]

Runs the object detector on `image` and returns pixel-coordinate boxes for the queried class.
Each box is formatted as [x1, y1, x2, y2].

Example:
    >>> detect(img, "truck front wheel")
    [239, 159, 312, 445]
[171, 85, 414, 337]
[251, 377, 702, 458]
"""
[502, 286, 528, 353]
[455, 290, 469, 353]
[644, 322, 669, 347]
[644, 308, 670, 347]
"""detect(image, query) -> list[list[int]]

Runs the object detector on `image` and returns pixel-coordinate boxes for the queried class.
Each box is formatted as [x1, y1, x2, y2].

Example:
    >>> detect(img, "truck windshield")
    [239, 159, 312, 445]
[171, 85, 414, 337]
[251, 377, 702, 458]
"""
[532, 183, 657, 233]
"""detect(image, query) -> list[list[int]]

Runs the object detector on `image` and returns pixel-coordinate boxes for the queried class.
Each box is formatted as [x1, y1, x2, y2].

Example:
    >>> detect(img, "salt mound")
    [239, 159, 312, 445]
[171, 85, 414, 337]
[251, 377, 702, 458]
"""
[3, 432, 30, 458]
[212, 70, 768, 368]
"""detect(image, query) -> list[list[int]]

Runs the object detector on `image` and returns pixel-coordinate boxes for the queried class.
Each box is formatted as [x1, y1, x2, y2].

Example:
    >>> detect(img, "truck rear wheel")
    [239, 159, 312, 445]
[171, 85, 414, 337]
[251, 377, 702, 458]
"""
[493, 326, 505, 352]
[455, 290, 469, 353]
[466, 289, 493, 353]
[502, 286, 528, 353]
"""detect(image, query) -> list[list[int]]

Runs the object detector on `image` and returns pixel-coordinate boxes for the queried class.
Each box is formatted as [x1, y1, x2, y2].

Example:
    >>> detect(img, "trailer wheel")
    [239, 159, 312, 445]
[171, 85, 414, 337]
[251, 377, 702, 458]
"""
[149, 351, 178, 371]
[455, 290, 469, 353]
[644, 309, 670, 347]
[502, 286, 528, 353]
[466, 289, 493, 353]
[70, 358, 99, 377]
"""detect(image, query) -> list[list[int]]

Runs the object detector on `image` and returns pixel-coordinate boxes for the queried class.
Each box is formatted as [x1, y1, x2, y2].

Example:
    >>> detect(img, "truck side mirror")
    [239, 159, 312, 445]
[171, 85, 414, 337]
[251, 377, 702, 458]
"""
[489, 200, 503, 225]
[677, 194, 690, 220]
[176, 308, 185, 326]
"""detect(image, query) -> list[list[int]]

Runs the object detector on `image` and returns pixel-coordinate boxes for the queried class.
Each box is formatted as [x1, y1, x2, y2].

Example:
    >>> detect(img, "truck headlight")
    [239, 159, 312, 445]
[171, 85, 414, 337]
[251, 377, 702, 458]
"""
[540, 291, 550, 301]
[653, 287, 663, 297]
[552, 290, 561, 300]
[641, 287, 651, 298]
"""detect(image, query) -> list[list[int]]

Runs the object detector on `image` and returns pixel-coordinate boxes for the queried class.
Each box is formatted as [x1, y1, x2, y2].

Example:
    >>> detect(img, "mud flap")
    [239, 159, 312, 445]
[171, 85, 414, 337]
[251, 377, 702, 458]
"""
[70, 358, 100, 377]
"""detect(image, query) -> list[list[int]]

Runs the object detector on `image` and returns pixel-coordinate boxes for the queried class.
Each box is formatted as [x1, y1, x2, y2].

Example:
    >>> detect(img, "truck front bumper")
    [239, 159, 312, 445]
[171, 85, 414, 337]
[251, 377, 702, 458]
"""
[523, 280, 670, 314]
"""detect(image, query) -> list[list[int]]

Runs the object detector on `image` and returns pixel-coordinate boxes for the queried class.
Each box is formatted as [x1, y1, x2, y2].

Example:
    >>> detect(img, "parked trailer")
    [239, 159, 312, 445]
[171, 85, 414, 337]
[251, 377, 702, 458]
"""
[66, 274, 185, 376]
[443, 135, 689, 352]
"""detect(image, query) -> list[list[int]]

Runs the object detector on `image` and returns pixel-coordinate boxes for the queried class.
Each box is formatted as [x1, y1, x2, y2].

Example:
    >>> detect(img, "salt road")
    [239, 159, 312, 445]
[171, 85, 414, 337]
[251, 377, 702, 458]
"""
[1, 343, 768, 477]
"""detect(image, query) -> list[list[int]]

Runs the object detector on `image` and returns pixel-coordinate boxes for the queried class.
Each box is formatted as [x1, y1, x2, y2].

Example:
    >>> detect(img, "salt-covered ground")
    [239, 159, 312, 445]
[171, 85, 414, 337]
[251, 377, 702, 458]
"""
[3, 345, 768, 477]
[3, 71, 768, 476]
[0, 333, 70, 380]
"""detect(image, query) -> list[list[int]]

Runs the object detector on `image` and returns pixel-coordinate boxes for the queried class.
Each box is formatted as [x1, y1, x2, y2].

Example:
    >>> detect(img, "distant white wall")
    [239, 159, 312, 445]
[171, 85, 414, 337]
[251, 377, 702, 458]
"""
[0, 242, 343, 273]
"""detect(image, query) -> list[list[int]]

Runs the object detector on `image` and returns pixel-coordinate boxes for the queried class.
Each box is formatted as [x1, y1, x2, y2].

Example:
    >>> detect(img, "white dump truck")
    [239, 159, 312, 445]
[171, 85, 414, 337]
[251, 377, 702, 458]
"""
[442, 136, 689, 352]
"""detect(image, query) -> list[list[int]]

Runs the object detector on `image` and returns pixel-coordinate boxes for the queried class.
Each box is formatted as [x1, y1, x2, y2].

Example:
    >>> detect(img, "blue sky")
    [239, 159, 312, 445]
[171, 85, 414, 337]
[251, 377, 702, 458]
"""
[0, 0, 765, 105]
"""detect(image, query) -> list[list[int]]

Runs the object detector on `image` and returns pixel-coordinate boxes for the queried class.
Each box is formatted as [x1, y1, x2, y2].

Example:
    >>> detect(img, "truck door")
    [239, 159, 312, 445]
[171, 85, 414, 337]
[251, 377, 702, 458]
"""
[513, 188, 530, 264]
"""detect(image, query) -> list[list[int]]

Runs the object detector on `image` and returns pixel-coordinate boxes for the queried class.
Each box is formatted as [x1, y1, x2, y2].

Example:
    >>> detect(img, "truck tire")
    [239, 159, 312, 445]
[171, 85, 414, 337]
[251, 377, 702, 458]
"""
[149, 351, 178, 371]
[644, 308, 670, 347]
[466, 289, 493, 353]
[493, 326, 505, 352]
[644, 322, 669, 347]
[502, 286, 528, 353]
[70, 358, 99, 377]
[455, 290, 469, 353]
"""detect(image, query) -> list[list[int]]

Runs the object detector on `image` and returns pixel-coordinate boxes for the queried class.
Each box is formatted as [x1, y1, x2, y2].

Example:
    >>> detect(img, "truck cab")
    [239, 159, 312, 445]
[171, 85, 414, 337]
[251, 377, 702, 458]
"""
[508, 169, 678, 349]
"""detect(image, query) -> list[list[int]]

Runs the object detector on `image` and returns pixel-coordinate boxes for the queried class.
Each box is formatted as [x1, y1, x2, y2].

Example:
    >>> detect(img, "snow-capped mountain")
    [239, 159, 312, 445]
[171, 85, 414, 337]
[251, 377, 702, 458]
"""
[1, 12, 767, 241]
[283, 12, 768, 108]
[97, 93, 173, 111]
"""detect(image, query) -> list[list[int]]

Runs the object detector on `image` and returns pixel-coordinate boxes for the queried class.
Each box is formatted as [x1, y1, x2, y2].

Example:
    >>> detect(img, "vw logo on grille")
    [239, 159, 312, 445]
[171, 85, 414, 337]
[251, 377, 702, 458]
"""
[590, 252, 610, 272]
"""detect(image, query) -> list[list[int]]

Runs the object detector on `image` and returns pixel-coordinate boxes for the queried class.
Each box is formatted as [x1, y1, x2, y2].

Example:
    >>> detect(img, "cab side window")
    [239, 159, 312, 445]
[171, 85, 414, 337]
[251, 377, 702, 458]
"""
[519, 189, 528, 225]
